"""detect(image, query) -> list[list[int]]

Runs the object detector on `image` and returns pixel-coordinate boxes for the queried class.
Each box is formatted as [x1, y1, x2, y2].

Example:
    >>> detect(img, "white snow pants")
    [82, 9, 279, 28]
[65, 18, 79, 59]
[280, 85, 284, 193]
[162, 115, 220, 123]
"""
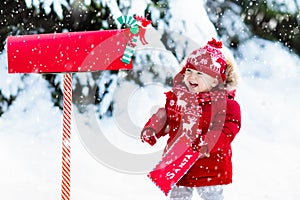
[169, 185, 224, 200]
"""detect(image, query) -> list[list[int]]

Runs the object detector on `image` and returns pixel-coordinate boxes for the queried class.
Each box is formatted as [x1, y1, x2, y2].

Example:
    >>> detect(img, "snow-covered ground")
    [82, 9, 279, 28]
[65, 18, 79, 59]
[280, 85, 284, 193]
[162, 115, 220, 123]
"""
[1, 0, 300, 199]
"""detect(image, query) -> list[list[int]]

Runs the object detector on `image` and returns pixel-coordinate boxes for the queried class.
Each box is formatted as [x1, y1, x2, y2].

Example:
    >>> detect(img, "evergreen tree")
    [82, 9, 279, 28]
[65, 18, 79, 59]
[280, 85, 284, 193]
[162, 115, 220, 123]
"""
[205, 0, 300, 55]
[0, 0, 115, 116]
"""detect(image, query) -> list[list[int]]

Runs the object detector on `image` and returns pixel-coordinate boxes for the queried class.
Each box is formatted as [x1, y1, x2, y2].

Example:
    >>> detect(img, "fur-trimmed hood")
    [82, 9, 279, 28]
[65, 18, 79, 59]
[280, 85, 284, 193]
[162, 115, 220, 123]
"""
[223, 53, 239, 91]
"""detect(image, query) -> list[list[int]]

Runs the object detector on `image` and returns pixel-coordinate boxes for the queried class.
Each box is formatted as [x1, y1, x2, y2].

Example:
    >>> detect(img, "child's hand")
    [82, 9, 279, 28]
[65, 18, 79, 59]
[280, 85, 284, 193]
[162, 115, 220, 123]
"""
[191, 140, 210, 157]
[141, 128, 157, 146]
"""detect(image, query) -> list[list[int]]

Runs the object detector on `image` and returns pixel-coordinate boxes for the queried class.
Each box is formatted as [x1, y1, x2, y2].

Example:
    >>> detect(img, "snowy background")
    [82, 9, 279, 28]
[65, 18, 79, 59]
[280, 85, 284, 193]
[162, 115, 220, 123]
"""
[1, 0, 300, 199]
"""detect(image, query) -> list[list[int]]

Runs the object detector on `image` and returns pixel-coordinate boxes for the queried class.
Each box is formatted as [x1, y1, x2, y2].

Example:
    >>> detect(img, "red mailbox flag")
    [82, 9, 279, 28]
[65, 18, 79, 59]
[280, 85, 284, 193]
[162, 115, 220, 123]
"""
[7, 29, 132, 74]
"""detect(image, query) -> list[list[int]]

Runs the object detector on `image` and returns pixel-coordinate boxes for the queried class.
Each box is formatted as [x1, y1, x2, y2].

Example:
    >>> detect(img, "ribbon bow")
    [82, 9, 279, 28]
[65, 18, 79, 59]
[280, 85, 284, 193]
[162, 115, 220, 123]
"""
[133, 15, 152, 27]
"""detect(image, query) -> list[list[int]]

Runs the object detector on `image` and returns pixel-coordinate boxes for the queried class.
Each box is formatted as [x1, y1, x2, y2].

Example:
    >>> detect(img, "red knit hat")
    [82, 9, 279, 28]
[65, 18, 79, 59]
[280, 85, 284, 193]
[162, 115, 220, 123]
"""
[174, 38, 227, 86]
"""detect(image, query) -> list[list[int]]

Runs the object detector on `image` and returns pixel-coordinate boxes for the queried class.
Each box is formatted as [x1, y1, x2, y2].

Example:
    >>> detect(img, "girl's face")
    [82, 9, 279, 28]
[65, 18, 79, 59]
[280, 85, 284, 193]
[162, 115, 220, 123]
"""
[183, 68, 218, 93]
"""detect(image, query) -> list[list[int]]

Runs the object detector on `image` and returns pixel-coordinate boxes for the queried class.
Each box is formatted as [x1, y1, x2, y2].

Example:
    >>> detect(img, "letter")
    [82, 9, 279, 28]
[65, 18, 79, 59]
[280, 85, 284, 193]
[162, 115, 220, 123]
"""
[166, 171, 175, 180]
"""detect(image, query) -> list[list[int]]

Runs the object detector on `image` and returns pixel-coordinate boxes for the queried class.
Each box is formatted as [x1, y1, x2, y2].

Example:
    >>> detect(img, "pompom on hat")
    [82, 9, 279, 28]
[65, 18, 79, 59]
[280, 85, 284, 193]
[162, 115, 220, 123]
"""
[174, 38, 227, 86]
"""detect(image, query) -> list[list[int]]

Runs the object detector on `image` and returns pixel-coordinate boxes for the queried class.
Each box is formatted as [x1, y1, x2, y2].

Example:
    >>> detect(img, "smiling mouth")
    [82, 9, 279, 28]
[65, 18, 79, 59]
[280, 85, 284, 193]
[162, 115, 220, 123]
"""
[189, 81, 198, 88]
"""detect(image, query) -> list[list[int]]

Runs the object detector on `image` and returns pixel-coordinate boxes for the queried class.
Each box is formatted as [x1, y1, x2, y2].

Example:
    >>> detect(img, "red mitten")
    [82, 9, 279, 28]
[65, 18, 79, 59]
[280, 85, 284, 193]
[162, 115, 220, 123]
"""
[142, 108, 168, 138]
[191, 137, 209, 157]
[141, 128, 157, 146]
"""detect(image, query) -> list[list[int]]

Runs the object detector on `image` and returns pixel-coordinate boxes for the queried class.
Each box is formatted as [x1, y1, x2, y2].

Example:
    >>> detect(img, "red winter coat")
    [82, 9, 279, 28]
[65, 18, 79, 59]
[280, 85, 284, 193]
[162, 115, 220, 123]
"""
[142, 86, 241, 187]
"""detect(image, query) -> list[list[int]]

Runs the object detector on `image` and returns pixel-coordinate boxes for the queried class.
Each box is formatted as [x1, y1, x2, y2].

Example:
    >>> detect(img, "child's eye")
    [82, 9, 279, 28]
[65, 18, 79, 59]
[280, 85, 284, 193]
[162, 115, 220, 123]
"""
[197, 72, 203, 75]
[185, 69, 192, 74]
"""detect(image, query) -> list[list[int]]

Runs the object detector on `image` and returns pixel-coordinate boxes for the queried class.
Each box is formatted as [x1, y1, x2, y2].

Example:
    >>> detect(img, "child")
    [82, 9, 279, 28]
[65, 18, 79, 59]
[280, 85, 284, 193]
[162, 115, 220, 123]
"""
[140, 38, 241, 200]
